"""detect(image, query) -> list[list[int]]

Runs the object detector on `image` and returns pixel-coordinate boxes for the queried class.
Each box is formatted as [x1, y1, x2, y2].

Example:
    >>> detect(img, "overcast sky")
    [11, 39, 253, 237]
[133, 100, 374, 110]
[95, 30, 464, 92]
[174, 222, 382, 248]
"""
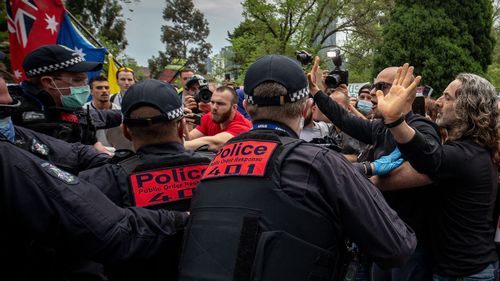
[122, 1, 244, 66]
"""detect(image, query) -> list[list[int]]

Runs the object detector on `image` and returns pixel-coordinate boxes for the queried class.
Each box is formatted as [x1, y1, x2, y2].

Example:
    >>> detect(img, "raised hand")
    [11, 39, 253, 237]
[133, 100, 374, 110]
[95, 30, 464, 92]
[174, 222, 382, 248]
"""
[307, 56, 321, 96]
[376, 63, 421, 123]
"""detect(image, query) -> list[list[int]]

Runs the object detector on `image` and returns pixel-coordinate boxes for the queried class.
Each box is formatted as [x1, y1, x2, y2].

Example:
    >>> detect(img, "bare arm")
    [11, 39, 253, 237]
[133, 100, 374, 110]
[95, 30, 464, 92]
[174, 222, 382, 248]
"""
[187, 128, 205, 140]
[184, 132, 234, 151]
[371, 161, 433, 191]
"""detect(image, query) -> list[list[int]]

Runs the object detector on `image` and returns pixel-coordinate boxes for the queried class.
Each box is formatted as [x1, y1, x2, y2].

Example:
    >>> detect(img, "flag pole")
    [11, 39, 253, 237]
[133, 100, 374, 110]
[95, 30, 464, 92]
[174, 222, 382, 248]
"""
[65, 9, 123, 68]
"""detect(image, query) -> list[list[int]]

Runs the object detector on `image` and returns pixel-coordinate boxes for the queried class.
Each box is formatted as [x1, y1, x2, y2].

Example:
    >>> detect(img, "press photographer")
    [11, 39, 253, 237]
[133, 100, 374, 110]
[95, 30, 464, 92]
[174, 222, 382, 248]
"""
[184, 75, 212, 124]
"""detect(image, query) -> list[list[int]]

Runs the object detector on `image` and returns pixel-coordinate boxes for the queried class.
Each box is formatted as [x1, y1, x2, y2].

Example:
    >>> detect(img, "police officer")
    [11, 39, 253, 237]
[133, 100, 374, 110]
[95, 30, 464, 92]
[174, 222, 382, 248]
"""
[0, 75, 109, 174]
[0, 131, 188, 280]
[8, 44, 122, 147]
[79, 79, 211, 280]
[178, 55, 417, 281]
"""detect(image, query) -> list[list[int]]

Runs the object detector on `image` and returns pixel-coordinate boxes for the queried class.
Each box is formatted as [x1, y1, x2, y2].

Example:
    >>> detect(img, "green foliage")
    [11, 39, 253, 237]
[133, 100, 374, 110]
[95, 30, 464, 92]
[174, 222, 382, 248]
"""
[227, 0, 392, 80]
[148, 0, 212, 78]
[486, 0, 500, 90]
[375, 0, 495, 94]
[65, 0, 129, 53]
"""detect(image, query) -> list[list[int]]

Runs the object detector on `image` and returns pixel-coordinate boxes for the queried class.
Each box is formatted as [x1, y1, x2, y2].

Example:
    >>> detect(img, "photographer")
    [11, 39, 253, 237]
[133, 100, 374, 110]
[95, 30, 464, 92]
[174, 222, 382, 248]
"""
[184, 75, 212, 114]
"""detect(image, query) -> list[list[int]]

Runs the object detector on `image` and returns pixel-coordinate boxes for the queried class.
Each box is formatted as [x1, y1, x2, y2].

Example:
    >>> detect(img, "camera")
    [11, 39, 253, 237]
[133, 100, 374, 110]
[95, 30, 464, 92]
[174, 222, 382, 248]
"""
[295, 50, 313, 66]
[325, 49, 348, 89]
[193, 78, 212, 104]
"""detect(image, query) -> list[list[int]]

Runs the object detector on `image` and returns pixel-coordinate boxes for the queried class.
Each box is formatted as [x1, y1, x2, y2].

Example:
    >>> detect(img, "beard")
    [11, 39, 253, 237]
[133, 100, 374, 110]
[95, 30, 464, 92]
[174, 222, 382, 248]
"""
[212, 109, 232, 124]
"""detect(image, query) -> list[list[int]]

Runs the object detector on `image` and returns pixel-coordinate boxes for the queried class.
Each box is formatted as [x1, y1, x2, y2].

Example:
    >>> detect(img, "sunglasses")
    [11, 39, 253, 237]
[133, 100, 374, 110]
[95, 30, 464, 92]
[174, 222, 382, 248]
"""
[118, 67, 134, 72]
[95, 85, 110, 90]
[371, 82, 392, 91]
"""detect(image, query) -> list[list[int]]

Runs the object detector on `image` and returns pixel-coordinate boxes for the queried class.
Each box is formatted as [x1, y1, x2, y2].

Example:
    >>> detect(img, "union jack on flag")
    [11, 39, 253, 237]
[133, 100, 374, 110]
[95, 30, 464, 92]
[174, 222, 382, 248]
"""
[6, 0, 106, 82]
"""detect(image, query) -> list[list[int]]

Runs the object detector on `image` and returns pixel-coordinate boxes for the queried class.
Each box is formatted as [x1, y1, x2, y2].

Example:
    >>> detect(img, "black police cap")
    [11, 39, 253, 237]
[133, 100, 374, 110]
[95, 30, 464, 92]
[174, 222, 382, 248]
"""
[22, 44, 102, 78]
[244, 55, 309, 106]
[121, 80, 184, 126]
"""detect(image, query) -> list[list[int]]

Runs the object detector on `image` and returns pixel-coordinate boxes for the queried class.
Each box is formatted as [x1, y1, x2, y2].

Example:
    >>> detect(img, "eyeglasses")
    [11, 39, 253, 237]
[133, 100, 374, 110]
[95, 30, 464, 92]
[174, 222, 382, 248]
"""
[118, 67, 134, 72]
[95, 85, 110, 90]
[371, 82, 392, 91]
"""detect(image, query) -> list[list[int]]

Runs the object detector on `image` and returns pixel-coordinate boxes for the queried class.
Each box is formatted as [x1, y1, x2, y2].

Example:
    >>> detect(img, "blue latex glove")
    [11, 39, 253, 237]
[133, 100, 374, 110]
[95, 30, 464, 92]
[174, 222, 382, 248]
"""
[373, 147, 404, 176]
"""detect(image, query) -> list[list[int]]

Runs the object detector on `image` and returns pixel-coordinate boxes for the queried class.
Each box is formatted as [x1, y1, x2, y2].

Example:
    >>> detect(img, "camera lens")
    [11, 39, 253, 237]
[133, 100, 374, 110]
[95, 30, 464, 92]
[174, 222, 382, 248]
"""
[198, 88, 212, 103]
[325, 74, 340, 89]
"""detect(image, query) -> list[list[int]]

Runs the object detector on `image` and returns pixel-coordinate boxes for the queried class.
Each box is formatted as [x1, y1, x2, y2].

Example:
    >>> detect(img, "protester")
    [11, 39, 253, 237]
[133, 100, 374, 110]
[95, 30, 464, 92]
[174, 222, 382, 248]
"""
[309, 56, 440, 281]
[111, 66, 135, 107]
[84, 75, 120, 150]
[184, 85, 252, 151]
[376, 64, 499, 280]
[178, 55, 416, 281]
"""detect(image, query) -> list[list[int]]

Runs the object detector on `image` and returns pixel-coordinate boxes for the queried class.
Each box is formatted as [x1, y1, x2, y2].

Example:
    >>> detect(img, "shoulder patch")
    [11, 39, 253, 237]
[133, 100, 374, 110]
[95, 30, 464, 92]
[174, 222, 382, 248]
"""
[30, 138, 50, 156]
[41, 162, 79, 185]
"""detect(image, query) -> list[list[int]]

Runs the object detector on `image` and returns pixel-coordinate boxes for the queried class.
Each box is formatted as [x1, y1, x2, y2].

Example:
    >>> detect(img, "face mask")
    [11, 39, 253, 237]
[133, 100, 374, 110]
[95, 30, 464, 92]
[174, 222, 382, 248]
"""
[0, 117, 15, 142]
[357, 100, 373, 114]
[60, 85, 91, 108]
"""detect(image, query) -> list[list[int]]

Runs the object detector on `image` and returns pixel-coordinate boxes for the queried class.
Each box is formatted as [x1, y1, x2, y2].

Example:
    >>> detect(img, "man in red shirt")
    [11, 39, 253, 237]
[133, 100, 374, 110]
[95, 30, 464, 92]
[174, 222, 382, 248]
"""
[185, 86, 252, 151]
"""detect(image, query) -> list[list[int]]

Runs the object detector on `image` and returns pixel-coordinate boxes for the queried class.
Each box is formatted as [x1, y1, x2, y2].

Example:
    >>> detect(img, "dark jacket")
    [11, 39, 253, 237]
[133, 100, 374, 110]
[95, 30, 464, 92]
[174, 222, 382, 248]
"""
[179, 125, 416, 281]
[79, 142, 211, 281]
[313, 91, 440, 243]
[8, 82, 121, 145]
[0, 137, 187, 281]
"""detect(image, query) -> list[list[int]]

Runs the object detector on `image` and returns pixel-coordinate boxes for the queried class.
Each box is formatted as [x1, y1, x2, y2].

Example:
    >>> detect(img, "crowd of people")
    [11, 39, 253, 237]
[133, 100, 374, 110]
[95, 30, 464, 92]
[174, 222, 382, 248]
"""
[0, 44, 498, 281]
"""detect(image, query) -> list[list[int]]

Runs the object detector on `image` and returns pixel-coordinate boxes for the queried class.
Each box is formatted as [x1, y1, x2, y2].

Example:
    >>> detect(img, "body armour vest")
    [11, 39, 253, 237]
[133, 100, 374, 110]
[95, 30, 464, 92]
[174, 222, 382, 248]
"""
[179, 132, 343, 281]
[116, 153, 211, 211]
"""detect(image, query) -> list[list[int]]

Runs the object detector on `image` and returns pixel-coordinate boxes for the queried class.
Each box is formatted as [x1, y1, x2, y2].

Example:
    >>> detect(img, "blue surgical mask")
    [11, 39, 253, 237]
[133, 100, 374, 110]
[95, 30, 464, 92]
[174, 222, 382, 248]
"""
[60, 85, 91, 108]
[0, 117, 15, 142]
[357, 100, 373, 114]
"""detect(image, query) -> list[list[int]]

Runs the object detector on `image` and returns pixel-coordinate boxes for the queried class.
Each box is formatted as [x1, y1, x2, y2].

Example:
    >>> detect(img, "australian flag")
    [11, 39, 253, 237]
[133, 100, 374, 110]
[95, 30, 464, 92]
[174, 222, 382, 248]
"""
[6, 0, 106, 82]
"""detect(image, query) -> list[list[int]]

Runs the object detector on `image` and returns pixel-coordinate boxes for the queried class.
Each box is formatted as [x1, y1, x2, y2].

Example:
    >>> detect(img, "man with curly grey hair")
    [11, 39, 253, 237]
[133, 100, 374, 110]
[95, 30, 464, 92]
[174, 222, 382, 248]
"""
[376, 64, 499, 281]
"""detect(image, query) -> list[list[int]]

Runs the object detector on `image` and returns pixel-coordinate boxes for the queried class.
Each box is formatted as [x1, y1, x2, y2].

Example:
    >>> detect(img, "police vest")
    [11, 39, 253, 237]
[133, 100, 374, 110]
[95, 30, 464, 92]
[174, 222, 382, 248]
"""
[117, 153, 210, 211]
[8, 85, 96, 144]
[179, 132, 342, 281]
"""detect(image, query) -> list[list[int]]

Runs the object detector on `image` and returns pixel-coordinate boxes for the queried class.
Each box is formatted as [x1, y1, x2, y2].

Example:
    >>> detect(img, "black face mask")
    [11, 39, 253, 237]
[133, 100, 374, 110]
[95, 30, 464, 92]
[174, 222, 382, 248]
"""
[0, 99, 21, 118]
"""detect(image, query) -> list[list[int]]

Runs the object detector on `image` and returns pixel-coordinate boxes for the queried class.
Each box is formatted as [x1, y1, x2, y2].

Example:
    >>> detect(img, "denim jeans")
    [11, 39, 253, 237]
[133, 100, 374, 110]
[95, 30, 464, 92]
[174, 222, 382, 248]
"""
[432, 261, 499, 281]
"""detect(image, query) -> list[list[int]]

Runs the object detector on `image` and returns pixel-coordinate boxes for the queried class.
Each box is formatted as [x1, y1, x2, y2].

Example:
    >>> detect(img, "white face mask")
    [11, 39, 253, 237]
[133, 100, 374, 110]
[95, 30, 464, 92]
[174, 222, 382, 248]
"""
[299, 116, 305, 132]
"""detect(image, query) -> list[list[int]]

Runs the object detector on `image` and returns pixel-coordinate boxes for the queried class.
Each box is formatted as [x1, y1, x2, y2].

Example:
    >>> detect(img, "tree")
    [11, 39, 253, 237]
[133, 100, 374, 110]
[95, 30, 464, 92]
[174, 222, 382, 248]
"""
[486, 0, 500, 89]
[374, 0, 495, 95]
[228, 0, 393, 81]
[148, 0, 212, 78]
[65, 0, 130, 55]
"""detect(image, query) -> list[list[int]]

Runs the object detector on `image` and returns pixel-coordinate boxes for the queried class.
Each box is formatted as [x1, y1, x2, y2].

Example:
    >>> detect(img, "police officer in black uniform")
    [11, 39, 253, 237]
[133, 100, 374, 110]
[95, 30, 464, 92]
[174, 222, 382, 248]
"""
[79, 80, 211, 280]
[178, 55, 417, 281]
[8, 44, 121, 147]
[0, 130, 188, 280]
[0, 75, 109, 176]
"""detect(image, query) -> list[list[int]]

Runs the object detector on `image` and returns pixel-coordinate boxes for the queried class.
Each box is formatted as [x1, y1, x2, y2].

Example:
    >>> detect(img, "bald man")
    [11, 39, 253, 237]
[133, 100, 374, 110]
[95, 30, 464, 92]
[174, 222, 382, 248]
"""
[309, 63, 441, 281]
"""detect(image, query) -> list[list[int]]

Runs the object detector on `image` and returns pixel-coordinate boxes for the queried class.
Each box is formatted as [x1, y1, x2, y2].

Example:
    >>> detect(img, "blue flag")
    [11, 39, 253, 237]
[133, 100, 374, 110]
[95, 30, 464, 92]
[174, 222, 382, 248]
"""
[57, 13, 106, 80]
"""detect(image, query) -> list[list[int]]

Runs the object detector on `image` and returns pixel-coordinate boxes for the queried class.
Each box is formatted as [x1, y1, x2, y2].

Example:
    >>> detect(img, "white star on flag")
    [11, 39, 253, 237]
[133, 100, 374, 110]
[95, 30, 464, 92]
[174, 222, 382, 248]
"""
[73, 48, 86, 59]
[44, 14, 59, 35]
[14, 69, 23, 80]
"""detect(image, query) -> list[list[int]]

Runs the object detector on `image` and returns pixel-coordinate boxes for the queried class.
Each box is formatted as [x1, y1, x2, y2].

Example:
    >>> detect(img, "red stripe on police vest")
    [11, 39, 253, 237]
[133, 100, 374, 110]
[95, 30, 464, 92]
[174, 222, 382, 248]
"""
[203, 140, 278, 179]
[130, 164, 207, 207]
